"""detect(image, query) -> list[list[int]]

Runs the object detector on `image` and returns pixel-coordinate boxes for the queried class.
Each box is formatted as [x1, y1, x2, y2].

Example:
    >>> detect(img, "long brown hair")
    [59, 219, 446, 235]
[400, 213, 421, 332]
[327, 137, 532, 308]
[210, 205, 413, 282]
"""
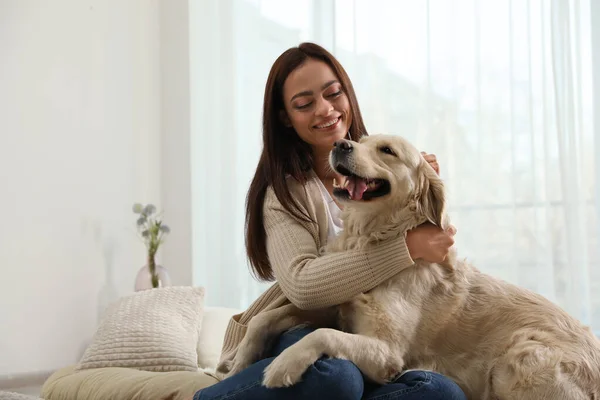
[245, 42, 368, 281]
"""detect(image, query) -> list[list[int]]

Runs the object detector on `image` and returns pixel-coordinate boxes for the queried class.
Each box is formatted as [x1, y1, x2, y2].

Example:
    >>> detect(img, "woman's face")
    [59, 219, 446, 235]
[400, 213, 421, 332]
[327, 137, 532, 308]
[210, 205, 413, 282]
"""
[282, 59, 353, 156]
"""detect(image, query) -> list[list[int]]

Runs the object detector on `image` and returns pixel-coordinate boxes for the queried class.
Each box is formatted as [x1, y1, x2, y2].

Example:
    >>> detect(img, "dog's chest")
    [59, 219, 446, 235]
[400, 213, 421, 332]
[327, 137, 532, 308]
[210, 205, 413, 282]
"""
[372, 264, 446, 304]
[340, 265, 446, 338]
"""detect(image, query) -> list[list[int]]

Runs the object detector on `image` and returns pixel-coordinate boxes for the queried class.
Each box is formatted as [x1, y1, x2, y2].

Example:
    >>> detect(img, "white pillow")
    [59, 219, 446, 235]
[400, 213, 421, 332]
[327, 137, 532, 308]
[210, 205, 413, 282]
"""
[197, 306, 240, 369]
[77, 286, 205, 372]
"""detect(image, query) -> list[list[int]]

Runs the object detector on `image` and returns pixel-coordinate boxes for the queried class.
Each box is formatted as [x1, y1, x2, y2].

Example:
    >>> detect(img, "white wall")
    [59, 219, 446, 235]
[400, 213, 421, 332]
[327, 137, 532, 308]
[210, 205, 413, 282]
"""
[0, 0, 192, 376]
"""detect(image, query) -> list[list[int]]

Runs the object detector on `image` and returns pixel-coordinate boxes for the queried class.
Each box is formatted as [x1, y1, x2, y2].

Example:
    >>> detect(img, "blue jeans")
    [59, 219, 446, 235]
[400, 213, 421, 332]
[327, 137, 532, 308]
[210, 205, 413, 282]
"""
[194, 327, 466, 400]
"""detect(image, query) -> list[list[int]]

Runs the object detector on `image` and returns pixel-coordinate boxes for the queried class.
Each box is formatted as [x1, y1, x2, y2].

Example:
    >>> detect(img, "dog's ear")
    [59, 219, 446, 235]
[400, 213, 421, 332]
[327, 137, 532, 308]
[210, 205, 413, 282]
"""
[416, 160, 446, 228]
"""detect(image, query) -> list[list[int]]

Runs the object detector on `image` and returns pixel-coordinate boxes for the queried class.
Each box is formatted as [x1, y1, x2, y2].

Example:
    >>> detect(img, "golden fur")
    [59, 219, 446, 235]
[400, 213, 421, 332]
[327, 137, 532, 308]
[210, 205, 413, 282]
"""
[222, 134, 600, 399]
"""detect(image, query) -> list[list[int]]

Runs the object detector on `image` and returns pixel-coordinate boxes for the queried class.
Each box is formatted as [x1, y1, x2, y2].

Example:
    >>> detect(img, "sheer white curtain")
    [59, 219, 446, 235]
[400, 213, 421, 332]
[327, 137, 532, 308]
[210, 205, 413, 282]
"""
[190, 0, 599, 333]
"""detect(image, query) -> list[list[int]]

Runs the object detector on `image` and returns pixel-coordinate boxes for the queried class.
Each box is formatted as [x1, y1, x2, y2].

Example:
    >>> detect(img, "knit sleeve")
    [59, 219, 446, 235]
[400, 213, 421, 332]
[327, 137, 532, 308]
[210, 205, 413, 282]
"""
[263, 188, 415, 310]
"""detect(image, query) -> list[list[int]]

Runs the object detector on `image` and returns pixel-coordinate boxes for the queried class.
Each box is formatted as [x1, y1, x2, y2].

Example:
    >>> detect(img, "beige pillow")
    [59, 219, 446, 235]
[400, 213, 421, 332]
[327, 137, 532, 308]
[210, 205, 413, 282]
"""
[42, 365, 218, 400]
[197, 306, 241, 369]
[77, 286, 205, 372]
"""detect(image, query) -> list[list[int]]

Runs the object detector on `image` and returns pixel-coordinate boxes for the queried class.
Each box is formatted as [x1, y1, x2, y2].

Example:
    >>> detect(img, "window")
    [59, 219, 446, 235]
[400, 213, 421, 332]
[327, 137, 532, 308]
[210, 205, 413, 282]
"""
[190, 0, 599, 333]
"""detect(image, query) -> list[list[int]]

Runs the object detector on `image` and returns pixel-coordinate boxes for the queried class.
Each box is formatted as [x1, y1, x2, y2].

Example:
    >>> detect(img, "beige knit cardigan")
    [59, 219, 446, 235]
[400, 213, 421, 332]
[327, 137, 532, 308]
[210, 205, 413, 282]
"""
[216, 170, 415, 371]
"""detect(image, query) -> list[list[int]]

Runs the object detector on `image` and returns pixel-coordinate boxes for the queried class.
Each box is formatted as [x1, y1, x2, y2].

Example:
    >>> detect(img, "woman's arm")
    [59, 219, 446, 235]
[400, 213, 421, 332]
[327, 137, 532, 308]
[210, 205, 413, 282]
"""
[264, 189, 414, 310]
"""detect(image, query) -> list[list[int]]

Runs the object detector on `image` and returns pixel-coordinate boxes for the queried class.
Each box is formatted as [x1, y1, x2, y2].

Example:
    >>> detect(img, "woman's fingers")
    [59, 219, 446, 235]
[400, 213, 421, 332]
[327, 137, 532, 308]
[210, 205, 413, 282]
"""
[421, 151, 436, 162]
[446, 224, 457, 236]
[421, 152, 440, 174]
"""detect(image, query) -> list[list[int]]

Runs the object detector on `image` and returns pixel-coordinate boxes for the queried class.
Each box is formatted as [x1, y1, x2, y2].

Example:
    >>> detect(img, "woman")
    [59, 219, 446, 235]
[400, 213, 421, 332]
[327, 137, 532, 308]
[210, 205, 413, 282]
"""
[192, 42, 465, 399]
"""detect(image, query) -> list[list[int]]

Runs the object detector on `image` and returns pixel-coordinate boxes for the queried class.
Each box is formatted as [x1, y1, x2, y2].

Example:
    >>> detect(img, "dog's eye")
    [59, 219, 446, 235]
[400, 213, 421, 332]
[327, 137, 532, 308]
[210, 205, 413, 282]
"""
[379, 146, 396, 156]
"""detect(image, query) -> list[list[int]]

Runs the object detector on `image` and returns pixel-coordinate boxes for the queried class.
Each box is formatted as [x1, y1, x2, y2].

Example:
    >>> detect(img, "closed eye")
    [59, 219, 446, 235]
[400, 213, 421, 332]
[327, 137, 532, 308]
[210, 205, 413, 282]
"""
[379, 146, 397, 156]
[295, 102, 312, 110]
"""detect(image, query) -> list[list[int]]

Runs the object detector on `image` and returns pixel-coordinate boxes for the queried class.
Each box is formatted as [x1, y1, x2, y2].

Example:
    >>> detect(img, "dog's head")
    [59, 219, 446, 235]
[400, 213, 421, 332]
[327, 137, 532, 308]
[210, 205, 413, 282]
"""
[329, 134, 447, 230]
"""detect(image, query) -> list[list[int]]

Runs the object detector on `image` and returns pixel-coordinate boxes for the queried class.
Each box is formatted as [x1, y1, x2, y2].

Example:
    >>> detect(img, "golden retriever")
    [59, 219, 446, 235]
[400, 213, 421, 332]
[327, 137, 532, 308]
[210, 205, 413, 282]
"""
[222, 134, 600, 399]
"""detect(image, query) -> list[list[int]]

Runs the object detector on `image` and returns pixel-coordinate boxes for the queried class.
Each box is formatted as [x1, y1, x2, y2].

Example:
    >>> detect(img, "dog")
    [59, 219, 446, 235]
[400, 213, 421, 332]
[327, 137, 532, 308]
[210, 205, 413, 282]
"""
[221, 134, 600, 399]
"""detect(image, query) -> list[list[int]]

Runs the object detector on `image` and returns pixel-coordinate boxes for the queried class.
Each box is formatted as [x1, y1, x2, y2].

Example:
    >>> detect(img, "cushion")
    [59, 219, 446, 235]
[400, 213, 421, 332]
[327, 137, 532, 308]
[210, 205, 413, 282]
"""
[77, 286, 205, 372]
[0, 391, 43, 400]
[41, 365, 217, 400]
[197, 306, 241, 369]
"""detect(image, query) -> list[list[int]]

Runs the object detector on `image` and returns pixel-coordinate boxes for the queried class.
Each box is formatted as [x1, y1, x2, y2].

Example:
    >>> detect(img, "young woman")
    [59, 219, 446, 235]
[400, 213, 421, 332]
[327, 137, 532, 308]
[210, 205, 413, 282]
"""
[192, 42, 464, 400]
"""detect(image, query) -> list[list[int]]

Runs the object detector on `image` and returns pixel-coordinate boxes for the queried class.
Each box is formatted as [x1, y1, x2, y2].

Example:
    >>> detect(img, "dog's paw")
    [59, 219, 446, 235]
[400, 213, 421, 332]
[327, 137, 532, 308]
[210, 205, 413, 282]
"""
[262, 348, 317, 388]
[223, 360, 248, 378]
[224, 338, 268, 378]
[382, 367, 402, 383]
[362, 358, 405, 385]
[215, 360, 233, 379]
[224, 352, 258, 378]
[262, 358, 307, 388]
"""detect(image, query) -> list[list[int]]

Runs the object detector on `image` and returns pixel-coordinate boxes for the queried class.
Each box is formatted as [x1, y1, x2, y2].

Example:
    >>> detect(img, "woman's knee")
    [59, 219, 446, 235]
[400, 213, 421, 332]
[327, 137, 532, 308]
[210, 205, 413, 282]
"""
[302, 357, 364, 400]
[398, 370, 466, 400]
[271, 327, 315, 357]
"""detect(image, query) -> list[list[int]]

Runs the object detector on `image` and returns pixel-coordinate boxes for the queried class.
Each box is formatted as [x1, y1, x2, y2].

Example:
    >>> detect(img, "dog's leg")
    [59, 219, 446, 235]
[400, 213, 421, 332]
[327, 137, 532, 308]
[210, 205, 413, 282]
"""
[262, 328, 402, 388]
[489, 341, 589, 400]
[222, 304, 336, 378]
[492, 371, 589, 400]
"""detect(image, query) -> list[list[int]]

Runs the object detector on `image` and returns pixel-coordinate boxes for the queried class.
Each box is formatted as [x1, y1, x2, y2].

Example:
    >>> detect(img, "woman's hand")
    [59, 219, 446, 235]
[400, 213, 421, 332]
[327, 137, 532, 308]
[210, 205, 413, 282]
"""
[421, 151, 440, 175]
[406, 222, 456, 263]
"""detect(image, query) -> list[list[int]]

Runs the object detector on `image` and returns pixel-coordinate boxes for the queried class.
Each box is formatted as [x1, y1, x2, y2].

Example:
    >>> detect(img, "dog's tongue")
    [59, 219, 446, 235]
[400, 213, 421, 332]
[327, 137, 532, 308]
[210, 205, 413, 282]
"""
[347, 176, 368, 200]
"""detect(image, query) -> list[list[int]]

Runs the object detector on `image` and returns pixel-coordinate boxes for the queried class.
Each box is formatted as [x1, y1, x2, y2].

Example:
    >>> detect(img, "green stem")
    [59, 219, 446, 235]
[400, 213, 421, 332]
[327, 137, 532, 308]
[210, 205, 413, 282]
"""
[147, 253, 159, 288]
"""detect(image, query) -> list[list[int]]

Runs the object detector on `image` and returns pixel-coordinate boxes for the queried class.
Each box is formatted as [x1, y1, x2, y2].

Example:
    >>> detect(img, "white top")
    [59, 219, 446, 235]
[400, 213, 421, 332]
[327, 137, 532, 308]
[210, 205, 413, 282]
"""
[315, 176, 344, 243]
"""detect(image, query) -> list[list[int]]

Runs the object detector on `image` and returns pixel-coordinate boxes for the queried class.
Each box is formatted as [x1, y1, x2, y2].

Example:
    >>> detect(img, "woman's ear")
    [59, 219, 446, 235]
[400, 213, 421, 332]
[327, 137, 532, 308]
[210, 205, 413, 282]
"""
[279, 110, 292, 127]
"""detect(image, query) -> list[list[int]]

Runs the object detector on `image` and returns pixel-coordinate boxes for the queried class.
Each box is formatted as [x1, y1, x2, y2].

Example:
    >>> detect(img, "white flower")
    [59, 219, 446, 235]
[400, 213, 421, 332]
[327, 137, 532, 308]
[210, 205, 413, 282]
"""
[132, 203, 144, 213]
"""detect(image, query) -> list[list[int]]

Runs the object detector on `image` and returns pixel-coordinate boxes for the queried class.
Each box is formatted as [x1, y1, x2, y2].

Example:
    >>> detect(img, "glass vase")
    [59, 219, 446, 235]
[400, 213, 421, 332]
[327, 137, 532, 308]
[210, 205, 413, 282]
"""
[134, 263, 172, 291]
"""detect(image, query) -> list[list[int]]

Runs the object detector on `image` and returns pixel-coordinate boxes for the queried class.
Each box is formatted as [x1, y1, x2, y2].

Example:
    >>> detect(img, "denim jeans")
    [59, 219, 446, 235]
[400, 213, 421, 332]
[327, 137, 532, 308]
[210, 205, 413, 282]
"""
[194, 327, 466, 400]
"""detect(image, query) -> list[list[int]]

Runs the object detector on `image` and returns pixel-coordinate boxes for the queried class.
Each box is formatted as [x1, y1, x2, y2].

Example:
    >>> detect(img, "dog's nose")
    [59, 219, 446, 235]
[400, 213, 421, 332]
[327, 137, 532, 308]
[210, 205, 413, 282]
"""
[333, 140, 353, 153]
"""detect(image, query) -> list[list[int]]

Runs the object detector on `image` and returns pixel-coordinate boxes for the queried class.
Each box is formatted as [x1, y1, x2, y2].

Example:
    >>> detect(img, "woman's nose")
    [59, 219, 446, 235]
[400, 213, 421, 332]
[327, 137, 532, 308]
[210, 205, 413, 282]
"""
[315, 98, 334, 116]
